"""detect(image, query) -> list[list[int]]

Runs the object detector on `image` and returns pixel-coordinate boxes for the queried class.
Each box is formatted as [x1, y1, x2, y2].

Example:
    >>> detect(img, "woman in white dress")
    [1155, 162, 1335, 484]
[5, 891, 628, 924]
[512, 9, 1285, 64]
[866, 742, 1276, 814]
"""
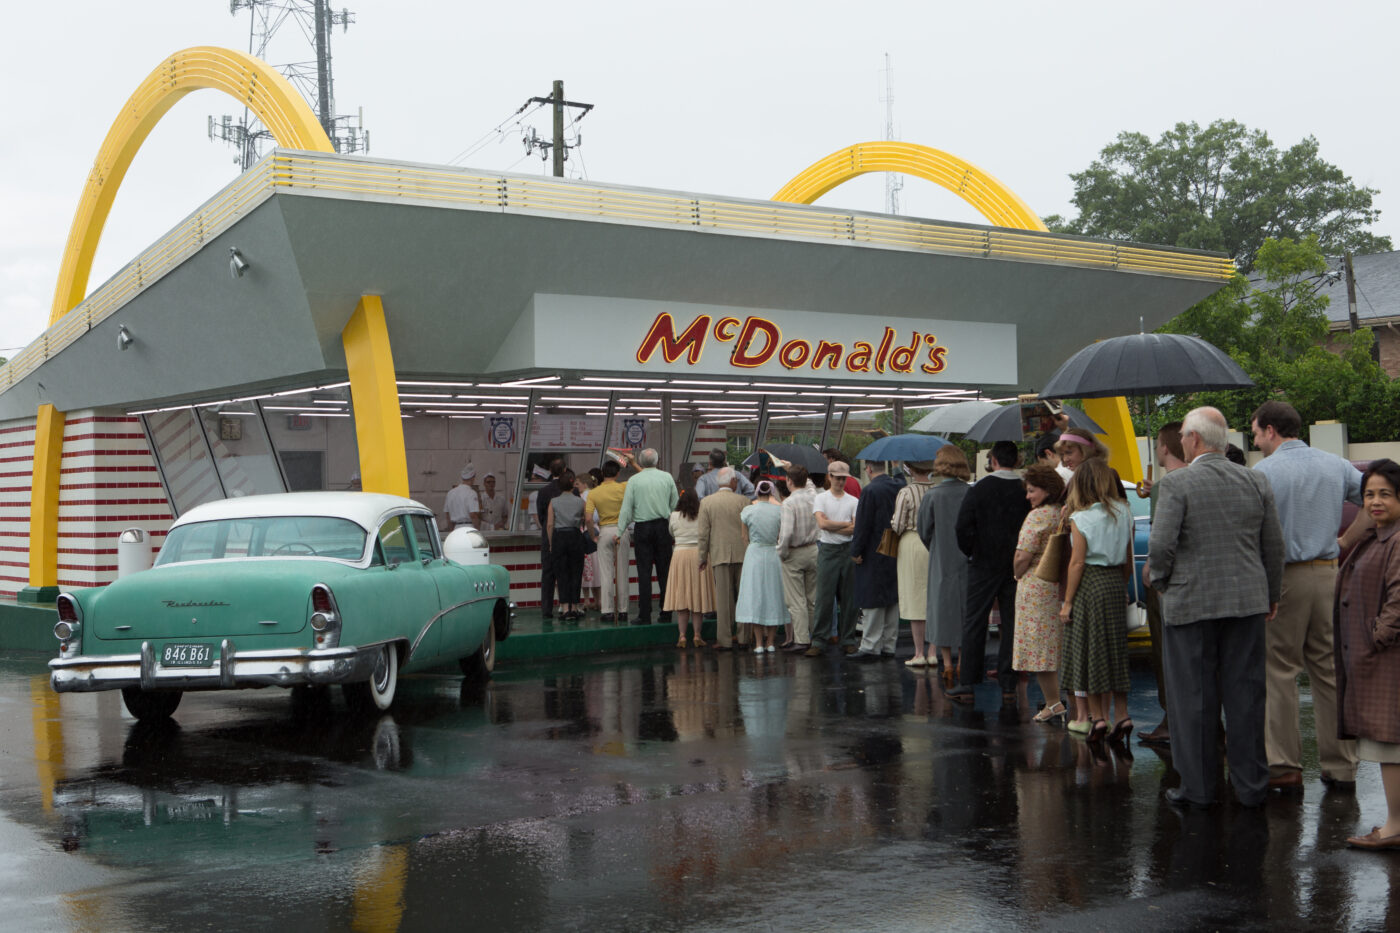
[735, 481, 790, 653]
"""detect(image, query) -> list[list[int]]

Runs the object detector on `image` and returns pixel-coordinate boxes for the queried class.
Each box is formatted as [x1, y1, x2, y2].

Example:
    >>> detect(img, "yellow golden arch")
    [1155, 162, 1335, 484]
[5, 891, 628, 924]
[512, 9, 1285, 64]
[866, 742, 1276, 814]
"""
[26, 47, 407, 598]
[772, 141, 1142, 481]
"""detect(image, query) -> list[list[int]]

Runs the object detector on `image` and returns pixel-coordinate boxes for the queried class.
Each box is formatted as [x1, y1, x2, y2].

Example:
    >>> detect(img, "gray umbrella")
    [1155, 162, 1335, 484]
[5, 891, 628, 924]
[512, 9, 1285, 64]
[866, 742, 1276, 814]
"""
[741, 443, 828, 474]
[907, 400, 1002, 434]
[1038, 333, 1253, 398]
[963, 404, 1106, 443]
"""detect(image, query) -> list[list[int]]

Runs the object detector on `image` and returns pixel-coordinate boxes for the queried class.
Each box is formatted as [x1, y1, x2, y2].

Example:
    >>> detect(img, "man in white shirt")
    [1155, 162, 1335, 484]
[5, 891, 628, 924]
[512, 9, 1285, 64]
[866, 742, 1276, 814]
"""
[478, 473, 511, 530]
[807, 461, 860, 657]
[444, 465, 482, 529]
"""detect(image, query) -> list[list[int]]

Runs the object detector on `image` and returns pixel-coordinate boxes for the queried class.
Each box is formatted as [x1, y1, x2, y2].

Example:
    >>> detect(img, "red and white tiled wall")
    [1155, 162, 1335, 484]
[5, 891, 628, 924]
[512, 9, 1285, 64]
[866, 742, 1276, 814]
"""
[0, 409, 173, 598]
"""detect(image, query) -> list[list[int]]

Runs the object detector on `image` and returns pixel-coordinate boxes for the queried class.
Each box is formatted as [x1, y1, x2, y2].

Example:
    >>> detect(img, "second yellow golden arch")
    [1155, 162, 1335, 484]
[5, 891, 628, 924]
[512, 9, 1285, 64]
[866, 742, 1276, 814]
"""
[772, 141, 1142, 482]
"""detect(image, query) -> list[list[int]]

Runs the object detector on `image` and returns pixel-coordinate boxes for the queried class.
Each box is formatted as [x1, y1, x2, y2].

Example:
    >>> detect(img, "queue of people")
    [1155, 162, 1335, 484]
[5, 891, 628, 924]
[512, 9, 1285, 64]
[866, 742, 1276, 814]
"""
[523, 408, 1400, 841]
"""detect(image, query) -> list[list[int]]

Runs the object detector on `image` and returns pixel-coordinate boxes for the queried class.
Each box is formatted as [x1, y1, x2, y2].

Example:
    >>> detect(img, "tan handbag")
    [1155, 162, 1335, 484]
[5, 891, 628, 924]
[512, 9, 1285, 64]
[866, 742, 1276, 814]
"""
[1033, 515, 1070, 583]
[877, 528, 901, 558]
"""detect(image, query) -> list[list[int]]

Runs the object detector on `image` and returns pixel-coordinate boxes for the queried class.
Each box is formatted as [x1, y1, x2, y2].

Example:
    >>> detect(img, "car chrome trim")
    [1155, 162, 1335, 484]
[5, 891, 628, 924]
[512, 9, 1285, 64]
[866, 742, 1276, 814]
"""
[220, 639, 236, 688]
[51, 643, 386, 693]
[408, 594, 501, 661]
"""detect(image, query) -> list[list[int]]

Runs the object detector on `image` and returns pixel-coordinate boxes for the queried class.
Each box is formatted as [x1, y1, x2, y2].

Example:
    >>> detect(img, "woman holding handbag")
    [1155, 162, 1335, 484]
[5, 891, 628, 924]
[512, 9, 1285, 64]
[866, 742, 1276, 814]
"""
[1011, 464, 1068, 722]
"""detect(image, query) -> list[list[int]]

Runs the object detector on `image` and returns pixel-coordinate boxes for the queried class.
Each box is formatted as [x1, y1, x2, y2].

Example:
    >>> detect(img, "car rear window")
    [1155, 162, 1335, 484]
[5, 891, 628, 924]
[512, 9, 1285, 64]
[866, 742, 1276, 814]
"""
[155, 517, 369, 566]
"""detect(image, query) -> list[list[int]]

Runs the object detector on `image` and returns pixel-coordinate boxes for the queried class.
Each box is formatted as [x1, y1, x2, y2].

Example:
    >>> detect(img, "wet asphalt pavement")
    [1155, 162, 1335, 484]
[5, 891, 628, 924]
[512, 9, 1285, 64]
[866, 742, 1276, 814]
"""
[1, 645, 1396, 932]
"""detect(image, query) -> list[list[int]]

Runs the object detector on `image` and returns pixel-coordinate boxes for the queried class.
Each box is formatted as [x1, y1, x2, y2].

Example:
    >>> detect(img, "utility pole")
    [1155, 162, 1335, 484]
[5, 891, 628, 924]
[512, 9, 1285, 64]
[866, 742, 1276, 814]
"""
[523, 81, 593, 177]
[1344, 252, 1381, 363]
[551, 80, 565, 177]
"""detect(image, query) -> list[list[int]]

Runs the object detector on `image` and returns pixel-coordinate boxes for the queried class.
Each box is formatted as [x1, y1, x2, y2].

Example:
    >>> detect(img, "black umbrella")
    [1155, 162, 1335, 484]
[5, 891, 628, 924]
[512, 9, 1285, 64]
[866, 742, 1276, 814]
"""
[963, 404, 1106, 444]
[1039, 333, 1253, 398]
[741, 443, 828, 474]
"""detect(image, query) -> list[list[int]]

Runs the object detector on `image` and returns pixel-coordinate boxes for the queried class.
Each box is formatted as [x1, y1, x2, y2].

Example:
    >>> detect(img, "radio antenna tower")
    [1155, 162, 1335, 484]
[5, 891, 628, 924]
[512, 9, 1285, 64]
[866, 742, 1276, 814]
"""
[880, 53, 902, 215]
[209, 0, 370, 171]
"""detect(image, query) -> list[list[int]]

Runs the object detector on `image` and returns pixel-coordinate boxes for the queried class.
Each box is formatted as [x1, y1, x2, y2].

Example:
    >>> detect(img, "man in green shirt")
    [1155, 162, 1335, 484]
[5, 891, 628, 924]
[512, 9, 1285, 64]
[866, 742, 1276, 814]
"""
[617, 448, 679, 625]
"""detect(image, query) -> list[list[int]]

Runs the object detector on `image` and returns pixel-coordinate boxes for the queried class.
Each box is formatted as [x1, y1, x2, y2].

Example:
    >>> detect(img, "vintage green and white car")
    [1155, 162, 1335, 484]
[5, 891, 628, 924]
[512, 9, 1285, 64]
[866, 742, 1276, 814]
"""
[50, 492, 511, 720]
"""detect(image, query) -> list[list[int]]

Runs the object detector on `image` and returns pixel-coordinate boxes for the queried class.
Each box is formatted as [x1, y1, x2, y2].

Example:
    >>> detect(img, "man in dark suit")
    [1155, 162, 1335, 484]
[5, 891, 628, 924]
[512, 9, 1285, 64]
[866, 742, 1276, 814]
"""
[1150, 406, 1284, 809]
[849, 459, 903, 659]
[948, 441, 1030, 700]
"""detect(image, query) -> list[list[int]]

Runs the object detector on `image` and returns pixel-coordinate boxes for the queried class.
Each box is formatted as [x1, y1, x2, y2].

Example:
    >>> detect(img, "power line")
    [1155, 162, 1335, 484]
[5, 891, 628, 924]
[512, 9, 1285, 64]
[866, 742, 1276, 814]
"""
[447, 100, 547, 166]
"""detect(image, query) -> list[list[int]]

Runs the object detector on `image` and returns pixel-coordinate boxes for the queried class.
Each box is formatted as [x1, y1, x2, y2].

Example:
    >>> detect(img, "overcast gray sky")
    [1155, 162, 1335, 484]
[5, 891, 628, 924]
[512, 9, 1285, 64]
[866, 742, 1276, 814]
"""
[3, 0, 1396, 353]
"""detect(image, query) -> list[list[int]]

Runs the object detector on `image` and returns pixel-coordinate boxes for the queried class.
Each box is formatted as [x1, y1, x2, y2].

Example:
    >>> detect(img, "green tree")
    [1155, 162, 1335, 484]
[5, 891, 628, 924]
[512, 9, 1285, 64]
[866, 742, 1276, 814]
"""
[1044, 120, 1391, 271]
[1138, 236, 1400, 442]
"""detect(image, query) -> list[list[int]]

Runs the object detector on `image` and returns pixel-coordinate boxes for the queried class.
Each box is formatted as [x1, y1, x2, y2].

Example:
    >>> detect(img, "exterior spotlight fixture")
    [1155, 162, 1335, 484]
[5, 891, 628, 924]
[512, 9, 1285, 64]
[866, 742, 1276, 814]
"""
[229, 247, 249, 279]
[117, 325, 134, 351]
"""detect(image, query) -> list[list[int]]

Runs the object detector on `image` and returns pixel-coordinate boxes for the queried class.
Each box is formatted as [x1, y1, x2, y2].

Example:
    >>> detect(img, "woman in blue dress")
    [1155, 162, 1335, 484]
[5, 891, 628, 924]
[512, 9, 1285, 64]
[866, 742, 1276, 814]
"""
[735, 480, 791, 653]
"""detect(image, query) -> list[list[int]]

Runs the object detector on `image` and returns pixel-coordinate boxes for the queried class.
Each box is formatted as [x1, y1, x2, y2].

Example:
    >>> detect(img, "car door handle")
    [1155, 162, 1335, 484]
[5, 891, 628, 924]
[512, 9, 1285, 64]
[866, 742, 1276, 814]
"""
[421, 557, 433, 567]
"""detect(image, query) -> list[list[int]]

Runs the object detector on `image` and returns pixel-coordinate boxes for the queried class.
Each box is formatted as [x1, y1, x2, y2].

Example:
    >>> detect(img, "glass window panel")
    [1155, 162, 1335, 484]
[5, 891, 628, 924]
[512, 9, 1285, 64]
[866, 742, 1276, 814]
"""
[199, 407, 284, 497]
[155, 517, 366, 565]
[407, 513, 440, 559]
[378, 516, 413, 566]
[142, 409, 224, 515]
[262, 386, 359, 491]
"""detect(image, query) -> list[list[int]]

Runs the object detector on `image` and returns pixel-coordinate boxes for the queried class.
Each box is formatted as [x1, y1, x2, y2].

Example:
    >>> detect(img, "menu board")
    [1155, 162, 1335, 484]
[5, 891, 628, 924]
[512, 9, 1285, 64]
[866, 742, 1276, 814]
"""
[485, 415, 654, 450]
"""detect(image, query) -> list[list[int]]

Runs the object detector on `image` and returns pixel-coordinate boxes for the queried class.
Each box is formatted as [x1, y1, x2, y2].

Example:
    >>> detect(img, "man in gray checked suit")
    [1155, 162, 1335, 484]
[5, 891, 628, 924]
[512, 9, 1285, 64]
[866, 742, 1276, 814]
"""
[1149, 406, 1284, 809]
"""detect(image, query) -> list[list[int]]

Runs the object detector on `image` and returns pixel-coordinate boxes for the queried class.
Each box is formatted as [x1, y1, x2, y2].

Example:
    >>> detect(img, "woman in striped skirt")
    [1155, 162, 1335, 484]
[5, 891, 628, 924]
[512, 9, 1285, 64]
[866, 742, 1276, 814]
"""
[1059, 458, 1134, 744]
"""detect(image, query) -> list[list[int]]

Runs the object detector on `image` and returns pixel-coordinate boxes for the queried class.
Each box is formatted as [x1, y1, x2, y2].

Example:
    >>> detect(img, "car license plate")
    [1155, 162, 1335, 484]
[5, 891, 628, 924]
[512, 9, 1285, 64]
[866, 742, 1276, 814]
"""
[161, 643, 213, 667]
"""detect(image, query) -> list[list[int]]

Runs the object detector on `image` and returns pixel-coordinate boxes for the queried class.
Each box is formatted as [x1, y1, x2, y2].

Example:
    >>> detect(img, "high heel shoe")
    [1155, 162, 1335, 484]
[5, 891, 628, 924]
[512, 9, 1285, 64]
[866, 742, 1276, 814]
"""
[1033, 702, 1067, 723]
[1067, 719, 1091, 735]
[1087, 719, 1109, 743]
[1109, 718, 1134, 744]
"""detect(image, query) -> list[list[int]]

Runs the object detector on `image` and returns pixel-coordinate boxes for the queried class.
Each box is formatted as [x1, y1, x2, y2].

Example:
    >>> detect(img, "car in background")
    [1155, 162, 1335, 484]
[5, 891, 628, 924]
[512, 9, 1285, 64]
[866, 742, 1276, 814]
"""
[50, 492, 511, 721]
[1126, 482, 1151, 604]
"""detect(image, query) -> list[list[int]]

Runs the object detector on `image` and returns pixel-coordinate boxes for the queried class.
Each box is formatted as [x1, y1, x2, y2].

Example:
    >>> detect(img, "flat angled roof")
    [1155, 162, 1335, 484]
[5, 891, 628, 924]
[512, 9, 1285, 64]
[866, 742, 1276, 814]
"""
[0, 150, 1230, 418]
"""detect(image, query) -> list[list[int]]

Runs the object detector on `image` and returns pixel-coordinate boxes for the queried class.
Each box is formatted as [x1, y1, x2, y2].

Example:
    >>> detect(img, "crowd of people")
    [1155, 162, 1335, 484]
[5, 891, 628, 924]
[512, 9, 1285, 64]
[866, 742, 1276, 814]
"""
[524, 399, 1400, 839]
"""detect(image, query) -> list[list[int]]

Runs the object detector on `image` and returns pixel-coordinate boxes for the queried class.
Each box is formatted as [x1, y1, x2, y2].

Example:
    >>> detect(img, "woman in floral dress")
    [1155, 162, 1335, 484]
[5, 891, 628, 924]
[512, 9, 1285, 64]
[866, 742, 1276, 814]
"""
[1012, 463, 1068, 723]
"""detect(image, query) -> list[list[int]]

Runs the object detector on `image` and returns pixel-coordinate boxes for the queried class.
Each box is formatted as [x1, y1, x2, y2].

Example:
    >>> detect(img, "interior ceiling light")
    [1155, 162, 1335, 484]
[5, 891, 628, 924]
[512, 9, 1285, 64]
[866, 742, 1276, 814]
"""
[581, 376, 664, 383]
[499, 376, 560, 386]
[398, 380, 475, 388]
[668, 379, 751, 386]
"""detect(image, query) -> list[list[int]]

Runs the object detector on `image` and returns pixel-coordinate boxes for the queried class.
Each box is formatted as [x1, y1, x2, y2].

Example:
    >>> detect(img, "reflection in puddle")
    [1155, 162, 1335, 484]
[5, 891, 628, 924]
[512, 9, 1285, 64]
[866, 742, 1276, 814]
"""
[9, 651, 1400, 930]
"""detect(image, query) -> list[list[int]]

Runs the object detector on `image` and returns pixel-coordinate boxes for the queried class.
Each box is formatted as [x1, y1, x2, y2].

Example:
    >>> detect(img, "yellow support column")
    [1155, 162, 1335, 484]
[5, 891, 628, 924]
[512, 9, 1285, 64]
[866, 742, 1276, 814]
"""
[342, 295, 409, 497]
[21, 404, 65, 602]
[1082, 397, 1144, 483]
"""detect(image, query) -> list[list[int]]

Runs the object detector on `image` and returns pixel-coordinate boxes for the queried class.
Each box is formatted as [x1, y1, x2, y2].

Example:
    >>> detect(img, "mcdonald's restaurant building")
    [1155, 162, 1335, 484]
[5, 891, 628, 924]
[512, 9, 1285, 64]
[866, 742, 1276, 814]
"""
[0, 48, 1232, 620]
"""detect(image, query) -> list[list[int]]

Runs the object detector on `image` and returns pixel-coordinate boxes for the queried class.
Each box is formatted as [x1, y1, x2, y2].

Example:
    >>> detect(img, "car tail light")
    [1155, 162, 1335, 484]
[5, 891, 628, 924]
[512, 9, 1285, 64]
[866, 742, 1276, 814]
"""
[54, 594, 82, 653]
[309, 584, 340, 648]
[56, 595, 79, 622]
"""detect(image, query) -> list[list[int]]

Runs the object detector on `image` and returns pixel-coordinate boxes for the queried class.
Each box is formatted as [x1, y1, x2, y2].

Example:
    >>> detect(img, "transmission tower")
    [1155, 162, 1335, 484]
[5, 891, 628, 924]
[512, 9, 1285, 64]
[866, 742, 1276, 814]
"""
[880, 53, 902, 215]
[208, 0, 370, 171]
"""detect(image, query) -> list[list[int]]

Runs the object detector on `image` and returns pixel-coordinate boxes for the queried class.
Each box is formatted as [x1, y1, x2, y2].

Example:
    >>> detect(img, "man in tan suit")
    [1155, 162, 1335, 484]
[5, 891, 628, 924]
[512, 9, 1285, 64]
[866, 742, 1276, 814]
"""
[698, 468, 751, 649]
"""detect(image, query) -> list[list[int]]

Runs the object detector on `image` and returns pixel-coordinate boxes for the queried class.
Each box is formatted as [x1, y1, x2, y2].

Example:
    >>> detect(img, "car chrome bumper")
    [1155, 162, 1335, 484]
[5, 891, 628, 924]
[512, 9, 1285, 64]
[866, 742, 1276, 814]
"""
[50, 640, 383, 693]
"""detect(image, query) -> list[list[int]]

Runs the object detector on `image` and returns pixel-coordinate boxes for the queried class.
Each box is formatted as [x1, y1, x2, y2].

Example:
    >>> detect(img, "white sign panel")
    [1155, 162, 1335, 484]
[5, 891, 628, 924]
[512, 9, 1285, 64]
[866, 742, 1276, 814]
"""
[527, 295, 1016, 385]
